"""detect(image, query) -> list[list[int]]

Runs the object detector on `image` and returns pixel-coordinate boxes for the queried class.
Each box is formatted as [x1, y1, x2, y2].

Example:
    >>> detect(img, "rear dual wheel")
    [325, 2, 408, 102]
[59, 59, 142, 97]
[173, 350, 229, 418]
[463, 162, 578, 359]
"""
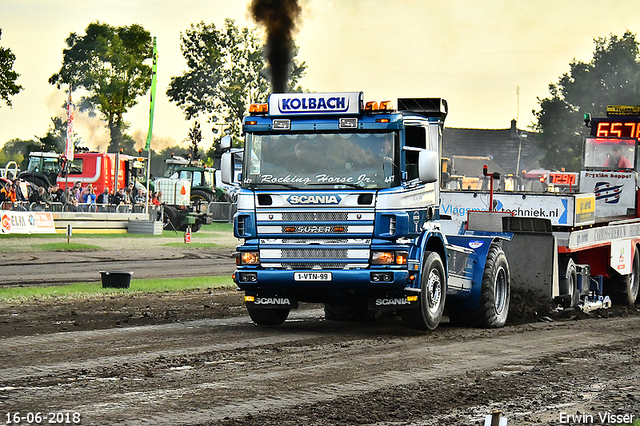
[559, 258, 579, 308]
[609, 245, 640, 306]
[448, 243, 510, 328]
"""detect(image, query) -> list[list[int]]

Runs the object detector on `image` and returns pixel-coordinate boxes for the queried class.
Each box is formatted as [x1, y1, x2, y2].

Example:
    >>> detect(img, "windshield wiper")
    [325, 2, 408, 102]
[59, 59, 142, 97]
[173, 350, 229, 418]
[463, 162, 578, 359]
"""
[248, 182, 298, 190]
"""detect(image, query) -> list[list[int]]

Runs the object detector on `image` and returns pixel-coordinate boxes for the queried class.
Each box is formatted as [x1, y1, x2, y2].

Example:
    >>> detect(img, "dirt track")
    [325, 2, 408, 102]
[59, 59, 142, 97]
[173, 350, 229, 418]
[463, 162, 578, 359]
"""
[1, 235, 640, 425]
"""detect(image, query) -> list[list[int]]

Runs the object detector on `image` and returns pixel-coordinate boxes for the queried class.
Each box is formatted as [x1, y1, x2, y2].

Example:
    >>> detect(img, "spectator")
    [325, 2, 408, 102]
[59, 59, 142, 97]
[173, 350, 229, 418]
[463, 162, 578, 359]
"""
[59, 188, 68, 205]
[115, 188, 130, 205]
[73, 181, 83, 202]
[70, 187, 80, 204]
[128, 182, 138, 199]
[14, 180, 29, 202]
[134, 188, 147, 204]
[33, 186, 51, 205]
[124, 187, 134, 204]
[96, 187, 111, 204]
[80, 183, 96, 204]
[48, 185, 60, 203]
[152, 191, 163, 206]
[1, 181, 16, 202]
[61, 188, 78, 211]
[0, 182, 16, 208]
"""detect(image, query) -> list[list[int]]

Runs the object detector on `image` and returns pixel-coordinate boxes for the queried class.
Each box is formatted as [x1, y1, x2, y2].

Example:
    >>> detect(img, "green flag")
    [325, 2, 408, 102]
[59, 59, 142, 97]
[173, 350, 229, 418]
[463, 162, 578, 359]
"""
[145, 37, 158, 151]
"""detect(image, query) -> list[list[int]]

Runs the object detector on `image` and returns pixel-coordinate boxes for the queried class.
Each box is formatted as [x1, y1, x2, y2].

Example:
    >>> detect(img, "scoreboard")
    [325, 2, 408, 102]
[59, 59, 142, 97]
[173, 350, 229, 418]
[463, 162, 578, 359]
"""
[590, 105, 640, 138]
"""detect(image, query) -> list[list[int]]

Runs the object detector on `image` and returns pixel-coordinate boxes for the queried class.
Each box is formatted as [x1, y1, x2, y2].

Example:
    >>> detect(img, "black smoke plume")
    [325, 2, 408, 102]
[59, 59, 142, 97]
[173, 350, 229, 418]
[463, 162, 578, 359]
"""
[250, 0, 300, 93]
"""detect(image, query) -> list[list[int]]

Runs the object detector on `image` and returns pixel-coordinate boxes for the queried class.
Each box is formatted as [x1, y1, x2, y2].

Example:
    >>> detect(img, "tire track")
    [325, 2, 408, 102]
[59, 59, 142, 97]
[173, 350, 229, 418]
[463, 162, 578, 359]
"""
[1, 313, 638, 425]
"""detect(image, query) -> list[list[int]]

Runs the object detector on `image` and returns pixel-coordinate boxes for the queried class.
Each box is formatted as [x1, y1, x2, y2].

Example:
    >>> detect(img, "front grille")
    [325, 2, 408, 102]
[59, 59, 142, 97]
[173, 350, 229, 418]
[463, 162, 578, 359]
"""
[282, 212, 348, 221]
[282, 239, 349, 244]
[282, 225, 348, 233]
[288, 262, 345, 269]
[282, 248, 348, 259]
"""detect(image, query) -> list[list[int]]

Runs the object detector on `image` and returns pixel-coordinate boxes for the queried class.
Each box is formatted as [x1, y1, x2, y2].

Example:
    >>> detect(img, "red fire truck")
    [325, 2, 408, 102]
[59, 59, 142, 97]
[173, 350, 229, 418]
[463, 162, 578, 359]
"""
[19, 151, 146, 194]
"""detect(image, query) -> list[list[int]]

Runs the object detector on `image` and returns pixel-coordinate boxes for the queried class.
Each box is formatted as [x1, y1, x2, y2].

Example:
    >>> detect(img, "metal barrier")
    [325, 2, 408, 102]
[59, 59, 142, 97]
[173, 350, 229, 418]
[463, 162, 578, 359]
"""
[208, 202, 237, 223]
[3, 200, 235, 224]
[5, 201, 151, 214]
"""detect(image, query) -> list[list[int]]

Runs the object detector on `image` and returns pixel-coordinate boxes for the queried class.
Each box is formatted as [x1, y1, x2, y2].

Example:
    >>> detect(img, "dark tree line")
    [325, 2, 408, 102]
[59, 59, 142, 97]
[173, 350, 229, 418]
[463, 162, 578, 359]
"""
[533, 31, 640, 171]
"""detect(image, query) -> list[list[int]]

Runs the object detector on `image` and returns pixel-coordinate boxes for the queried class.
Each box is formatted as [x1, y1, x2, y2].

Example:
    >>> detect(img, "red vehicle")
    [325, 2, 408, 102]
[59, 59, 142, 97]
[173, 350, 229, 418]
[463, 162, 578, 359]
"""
[19, 151, 146, 194]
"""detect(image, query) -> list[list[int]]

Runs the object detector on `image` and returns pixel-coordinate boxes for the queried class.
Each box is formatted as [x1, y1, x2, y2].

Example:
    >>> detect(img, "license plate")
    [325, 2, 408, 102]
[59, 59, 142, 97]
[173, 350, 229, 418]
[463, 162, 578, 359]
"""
[294, 272, 332, 281]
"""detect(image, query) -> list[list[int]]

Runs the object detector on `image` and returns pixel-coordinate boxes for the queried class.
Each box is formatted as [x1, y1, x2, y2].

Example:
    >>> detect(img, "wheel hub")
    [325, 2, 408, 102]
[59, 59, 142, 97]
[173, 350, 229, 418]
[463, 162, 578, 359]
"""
[427, 269, 442, 314]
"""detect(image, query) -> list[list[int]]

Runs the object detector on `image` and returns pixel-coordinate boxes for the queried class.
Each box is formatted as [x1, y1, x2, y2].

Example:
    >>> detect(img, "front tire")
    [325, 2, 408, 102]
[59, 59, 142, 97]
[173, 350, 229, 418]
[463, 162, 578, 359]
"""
[401, 251, 446, 331]
[247, 306, 290, 326]
[162, 205, 180, 230]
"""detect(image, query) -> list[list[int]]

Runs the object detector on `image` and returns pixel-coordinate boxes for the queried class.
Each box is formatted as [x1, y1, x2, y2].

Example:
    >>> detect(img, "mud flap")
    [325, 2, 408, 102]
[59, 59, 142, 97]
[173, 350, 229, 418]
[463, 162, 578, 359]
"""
[501, 218, 560, 302]
[245, 294, 298, 309]
[368, 294, 419, 311]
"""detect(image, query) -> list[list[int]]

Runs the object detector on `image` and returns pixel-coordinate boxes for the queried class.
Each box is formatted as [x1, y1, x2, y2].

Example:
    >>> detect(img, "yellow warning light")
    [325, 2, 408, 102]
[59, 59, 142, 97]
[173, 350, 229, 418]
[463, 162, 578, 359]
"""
[378, 100, 393, 111]
[249, 103, 268, 114]
[407, 295, 418, 302]
[245, 295, 255, 302]
[364, 101, 379, 112]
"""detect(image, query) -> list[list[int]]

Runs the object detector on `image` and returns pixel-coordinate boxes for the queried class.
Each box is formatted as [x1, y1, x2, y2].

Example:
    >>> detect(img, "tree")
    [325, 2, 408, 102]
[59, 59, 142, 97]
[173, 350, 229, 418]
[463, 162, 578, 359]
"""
[167, 19, 306, 149]
[186, 121, 203, 161]
[37, 117, 79, 153]
[0, 138, 37, 169]
[533, 31, 640, 171]
[49, 22, 153, 153]
[0, 28, 23, 108]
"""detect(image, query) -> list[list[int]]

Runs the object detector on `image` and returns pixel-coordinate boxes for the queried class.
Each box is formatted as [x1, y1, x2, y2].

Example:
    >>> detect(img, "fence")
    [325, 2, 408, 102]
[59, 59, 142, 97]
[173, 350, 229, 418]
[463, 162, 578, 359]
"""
[208, 202, 237, 223]
[1, 201, 237, 230]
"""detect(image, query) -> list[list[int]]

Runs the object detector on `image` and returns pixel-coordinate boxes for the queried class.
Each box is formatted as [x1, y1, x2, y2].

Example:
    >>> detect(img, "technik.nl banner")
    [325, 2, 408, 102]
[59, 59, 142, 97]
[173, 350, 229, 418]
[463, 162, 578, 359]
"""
[439, 192, 572, 226]
[0, 211, 56, 234]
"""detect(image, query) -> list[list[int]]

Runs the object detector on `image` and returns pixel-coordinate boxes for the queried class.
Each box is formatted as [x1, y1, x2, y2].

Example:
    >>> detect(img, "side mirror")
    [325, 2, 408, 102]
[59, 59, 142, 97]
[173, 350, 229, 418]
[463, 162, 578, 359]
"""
[221, 152, 234, 185]
[418, 150, 439, 184]
[220, 135, 232, 151]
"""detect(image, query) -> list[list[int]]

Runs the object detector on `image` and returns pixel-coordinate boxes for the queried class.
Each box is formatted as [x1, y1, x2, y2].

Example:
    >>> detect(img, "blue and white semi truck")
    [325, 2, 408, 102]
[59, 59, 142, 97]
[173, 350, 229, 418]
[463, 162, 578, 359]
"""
[221, 92, 511, 330]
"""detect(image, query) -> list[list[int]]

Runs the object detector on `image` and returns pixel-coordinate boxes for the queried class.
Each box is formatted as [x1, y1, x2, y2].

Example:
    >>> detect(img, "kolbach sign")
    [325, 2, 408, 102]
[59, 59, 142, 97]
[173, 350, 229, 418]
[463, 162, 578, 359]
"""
[269, 92, 362, 116]
[0, 211, 56, 234]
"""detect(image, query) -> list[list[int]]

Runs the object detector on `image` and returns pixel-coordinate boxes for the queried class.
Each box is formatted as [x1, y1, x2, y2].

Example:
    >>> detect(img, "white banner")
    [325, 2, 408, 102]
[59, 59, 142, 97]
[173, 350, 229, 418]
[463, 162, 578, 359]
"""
[0, 211, 56, 234]
[65, 86, 75, 161]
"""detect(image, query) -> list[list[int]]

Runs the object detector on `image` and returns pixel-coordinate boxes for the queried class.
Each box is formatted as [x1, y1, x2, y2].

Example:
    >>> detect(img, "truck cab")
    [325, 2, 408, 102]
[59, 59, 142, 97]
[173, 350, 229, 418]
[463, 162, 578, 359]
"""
[222, 92, 511, 330]
[19, 152, 61, 189]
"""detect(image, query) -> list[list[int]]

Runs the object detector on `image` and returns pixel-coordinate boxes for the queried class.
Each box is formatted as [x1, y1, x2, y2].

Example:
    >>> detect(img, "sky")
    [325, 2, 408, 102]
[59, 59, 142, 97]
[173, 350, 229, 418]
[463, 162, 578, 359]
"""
[1, 0, 640, 153]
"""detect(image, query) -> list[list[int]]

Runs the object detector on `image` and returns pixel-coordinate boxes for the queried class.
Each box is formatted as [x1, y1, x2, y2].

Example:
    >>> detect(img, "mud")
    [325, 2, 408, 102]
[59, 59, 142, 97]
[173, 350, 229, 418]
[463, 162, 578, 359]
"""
[1, 239, 640, 425]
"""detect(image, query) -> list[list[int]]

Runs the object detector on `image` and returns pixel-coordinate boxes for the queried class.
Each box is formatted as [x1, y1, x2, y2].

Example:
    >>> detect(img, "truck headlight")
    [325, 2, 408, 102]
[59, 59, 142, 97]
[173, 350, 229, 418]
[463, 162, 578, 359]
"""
[371, 251, 408, 265]
[238, 251, 260, 265]
[371, 251, 395, 265]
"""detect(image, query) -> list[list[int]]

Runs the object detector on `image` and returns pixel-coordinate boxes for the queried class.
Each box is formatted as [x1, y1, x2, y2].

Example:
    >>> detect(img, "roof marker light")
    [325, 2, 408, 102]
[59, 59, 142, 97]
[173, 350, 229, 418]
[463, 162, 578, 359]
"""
[249, 103, 268, 114]
[378, 100, 393, 111]
[364, 101, 378, 112]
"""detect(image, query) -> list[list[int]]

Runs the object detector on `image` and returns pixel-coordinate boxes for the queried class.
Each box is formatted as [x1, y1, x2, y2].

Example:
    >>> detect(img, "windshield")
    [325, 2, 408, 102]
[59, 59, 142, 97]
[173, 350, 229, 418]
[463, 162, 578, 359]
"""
[242, 132, 397, 190]
[584, 137, 636, 169]
[27, 157, 58, 174]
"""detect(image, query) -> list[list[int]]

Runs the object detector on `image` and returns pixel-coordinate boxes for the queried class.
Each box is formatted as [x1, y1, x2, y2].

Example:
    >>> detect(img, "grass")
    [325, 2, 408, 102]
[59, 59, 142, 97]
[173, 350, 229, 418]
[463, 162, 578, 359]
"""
[0, 276, 235, 302]
[0, 222, 233, 240]
[0, 222, 236, 252]
[163, 242, 223, 249]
